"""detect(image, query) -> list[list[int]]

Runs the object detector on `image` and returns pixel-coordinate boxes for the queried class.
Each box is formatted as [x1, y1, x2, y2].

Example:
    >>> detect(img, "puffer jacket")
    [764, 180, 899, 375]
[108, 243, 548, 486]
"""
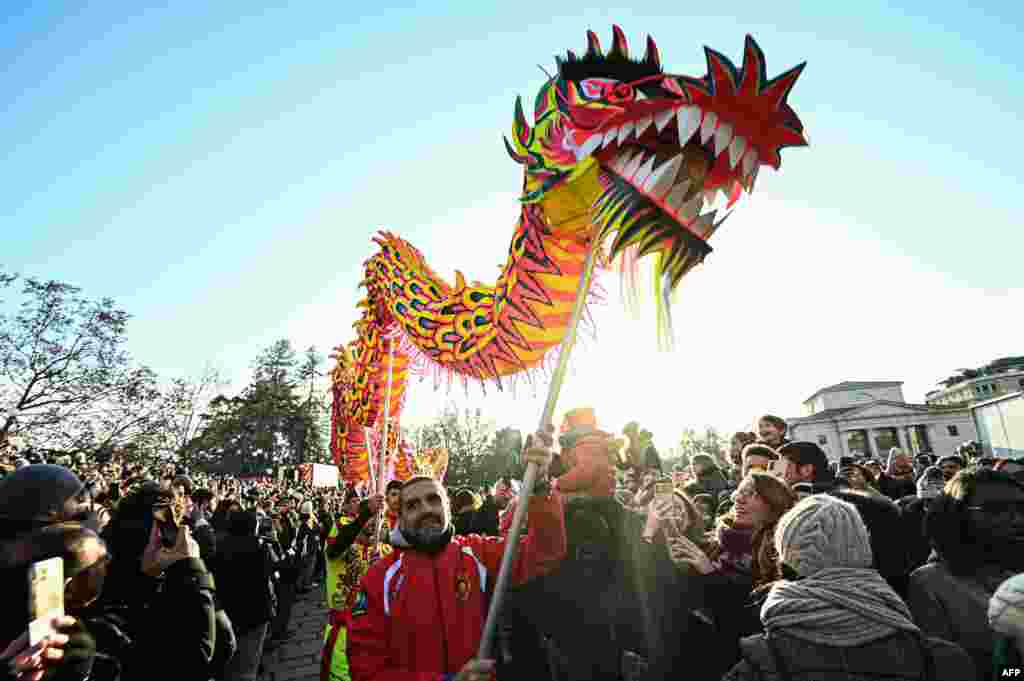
[907, 558, 1015, 681]
[723, 630, 977, 681]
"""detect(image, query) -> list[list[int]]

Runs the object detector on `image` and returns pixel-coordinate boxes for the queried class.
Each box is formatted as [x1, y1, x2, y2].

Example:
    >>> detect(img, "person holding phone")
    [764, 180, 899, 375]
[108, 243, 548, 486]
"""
[0, 522, 107, 681]
[89, 482, 221, 680]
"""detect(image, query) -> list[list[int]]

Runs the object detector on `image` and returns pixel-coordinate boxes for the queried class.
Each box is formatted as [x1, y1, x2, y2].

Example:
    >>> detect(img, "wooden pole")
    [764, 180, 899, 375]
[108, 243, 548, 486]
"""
[477, 237, 599, 659]
[374, 340, 396, 554]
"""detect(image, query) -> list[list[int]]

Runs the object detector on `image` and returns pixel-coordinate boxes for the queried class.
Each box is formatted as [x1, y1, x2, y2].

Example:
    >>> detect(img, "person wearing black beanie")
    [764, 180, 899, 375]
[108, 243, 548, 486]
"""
[0, 464, 91, 539]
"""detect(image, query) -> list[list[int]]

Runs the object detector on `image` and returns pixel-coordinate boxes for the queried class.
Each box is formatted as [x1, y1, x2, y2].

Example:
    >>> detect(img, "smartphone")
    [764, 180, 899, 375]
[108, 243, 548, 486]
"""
[28, 557, 64, 646]
[153, 507, 179, 548]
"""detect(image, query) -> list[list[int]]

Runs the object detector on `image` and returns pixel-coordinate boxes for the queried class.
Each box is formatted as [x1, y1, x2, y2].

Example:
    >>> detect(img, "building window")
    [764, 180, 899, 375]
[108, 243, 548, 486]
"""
[875, 428, 899, 454]
[818, 435, 827, 445]
[1018, 378, 1024, 388]
[947, 425, 959, 437]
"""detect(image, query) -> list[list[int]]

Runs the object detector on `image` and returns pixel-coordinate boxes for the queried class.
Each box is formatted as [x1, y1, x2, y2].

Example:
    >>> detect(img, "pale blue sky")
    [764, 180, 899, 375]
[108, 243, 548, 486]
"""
[5, 3, 1023, 451]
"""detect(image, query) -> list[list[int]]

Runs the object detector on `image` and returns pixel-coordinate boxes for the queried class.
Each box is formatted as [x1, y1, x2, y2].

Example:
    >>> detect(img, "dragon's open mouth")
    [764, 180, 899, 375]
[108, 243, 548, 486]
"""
[593, 102, 747, 246]
[507, 28, 806, 289]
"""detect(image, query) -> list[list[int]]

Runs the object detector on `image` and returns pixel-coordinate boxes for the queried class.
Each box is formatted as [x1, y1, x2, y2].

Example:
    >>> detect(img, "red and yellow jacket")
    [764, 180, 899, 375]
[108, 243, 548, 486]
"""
[346, 492, 565, 681]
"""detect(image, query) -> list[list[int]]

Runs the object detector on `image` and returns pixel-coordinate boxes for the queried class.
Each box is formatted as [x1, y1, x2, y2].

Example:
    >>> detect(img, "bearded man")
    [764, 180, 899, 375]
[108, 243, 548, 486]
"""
[347, 432, 564, 681]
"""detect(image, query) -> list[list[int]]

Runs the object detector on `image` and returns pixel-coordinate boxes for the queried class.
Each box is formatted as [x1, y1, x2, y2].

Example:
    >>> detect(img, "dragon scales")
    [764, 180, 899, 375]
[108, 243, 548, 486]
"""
[331, 27, 808, 481]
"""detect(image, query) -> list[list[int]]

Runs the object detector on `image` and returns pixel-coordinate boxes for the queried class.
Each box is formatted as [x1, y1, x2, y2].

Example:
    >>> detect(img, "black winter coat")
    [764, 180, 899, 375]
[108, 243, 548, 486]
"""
[472, 498, 500, 537]
[83, 557, 220, 681]
[723, 630, 977, 681]
[212, 534, 277, 633]
[827, 489, 910, 594]
[897, 496, 933, 572]
[879, 473, 917, 502]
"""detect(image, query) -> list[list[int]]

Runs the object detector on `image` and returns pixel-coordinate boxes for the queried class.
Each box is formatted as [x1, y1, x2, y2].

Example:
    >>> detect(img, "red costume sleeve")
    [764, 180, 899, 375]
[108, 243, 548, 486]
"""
[346, 561, 446, 681]
[465, 491, 566, 582]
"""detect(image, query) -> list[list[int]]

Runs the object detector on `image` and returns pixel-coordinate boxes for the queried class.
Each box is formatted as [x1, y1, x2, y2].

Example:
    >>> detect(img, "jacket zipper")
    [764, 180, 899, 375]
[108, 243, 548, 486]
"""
[432, 559, 450, 671]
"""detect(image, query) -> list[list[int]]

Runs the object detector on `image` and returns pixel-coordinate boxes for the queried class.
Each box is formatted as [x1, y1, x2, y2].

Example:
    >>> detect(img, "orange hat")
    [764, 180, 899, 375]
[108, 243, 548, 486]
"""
[561, 407, 597, 434]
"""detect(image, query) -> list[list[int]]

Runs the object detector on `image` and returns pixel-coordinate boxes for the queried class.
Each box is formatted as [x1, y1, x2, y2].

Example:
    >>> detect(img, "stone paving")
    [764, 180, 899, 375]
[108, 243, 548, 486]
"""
[259, 588, 325, 681]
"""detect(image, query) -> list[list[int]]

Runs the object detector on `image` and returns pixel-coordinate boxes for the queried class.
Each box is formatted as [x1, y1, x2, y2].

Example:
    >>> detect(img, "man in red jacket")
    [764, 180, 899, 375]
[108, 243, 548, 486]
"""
[346, 430, 564, 681]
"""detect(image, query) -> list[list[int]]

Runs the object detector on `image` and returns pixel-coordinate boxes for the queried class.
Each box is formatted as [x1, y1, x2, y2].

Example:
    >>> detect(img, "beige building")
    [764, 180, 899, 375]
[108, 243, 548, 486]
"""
[926, 370, 1024, 407]
[788, 381, 977, 462]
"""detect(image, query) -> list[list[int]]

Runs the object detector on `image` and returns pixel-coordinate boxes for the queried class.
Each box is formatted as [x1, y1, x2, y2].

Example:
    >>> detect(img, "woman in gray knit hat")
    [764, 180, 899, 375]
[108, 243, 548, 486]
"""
[722, 494, 976, 681]
[989, 572, 1024, 676]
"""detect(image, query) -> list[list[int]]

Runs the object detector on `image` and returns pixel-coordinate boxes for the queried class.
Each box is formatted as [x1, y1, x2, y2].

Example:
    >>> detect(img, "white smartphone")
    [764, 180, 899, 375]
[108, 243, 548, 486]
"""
[28, 557, 64, 645]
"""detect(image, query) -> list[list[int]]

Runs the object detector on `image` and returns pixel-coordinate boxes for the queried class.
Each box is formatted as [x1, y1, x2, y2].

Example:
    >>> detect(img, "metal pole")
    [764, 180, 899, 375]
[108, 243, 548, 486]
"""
[374, 340, 396, 554]
[364, 427, 377, 493]
[477, 237, 599, 659]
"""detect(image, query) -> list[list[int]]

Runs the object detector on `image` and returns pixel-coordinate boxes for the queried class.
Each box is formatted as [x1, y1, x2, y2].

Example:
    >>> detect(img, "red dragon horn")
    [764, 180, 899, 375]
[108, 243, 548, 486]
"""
[644, 35, 661, 68]
[610, 25, 629, 58]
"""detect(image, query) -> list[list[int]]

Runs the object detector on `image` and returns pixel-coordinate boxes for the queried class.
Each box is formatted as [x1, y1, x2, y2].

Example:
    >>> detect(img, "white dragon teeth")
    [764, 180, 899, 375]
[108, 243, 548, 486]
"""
[635, 114, 653, 137]
[654, 108, 675, 133]
[713, 121, 734, 158]
[576, 133, 603, 160]
[622, 151, 644, 179]
[611, 149, 635, 174]
[728, 135, 747, 169]
[601, 103, 753, 221]
[643, 154, 683, 198]
[741, 148, 757, 177]
[676, 106, 701, 147]
[617, 120, 636, 145]
[699, 111, 718, 145]
[602, 127, 620, 149]
[632, 154, 657, 186]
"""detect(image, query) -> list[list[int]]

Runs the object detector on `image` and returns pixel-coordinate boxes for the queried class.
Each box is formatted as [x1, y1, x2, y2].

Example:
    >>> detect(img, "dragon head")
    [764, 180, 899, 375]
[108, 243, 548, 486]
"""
[506, 26, 807, 288]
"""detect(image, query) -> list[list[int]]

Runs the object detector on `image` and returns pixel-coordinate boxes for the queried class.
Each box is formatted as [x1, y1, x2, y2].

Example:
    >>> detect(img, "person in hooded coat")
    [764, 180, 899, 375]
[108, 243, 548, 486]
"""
[908, 468, 1024, 680]
[723, 495, 976, 681]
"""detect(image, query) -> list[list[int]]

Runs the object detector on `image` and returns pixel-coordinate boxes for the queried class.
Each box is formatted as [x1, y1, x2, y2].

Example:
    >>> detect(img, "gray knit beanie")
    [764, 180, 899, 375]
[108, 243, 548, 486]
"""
[989, 572, 1024, 641]
[775, 494, 872, 577]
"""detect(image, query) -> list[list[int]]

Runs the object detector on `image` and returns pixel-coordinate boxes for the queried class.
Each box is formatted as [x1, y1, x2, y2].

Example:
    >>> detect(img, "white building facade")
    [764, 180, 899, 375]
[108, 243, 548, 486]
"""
[926, 371, 1024, 407]
[788, 381, 977, 463]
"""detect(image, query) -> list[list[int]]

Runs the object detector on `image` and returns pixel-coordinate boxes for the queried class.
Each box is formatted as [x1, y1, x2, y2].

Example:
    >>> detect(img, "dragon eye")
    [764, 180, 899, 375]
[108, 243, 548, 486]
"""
[607, 83, 634, 103]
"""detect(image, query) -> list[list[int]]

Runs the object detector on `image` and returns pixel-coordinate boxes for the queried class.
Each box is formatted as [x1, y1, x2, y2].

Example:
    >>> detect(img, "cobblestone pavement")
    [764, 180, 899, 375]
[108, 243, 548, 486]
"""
[259, 588, 324, 681]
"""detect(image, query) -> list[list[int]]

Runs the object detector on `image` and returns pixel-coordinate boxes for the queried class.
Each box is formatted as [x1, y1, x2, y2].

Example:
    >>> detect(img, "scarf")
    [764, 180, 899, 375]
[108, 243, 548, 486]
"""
[714, 524, 754, 577]
[761, 567, 919, 646]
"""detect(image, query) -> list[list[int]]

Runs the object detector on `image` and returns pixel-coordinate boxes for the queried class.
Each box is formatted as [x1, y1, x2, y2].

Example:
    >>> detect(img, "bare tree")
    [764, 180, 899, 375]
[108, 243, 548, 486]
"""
[163, 364, 228, 453]
[0, 272, 156, 452]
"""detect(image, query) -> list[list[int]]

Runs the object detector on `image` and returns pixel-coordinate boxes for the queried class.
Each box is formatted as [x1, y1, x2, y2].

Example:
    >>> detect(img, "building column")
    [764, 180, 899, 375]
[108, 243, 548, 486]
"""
[836, 423, 847, 460]
[895, 427, 906, 452]
[918, 425, 932, 454]
[867, 429, 880, 459]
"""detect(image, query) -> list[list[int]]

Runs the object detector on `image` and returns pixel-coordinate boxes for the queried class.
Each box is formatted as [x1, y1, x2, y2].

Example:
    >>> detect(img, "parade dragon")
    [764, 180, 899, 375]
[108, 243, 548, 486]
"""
[331, 27, 807, 483]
